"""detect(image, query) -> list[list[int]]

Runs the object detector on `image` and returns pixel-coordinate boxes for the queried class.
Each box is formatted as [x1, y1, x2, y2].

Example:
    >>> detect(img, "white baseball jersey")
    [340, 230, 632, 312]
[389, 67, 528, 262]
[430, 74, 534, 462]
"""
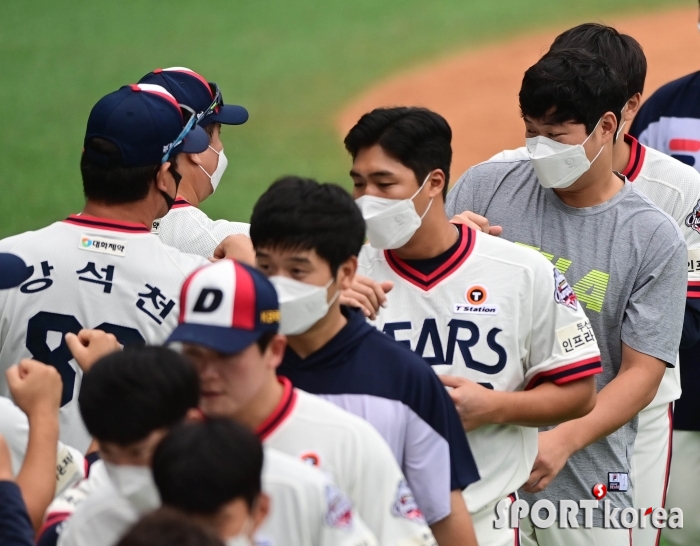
[621, 135, 700, 406]
[358, 225, 602, 513]
[259, 448, 378, 546]
[153, 196, 250, 257]
[0, 396, 85, 496]
[0, 215, 208, 450]
[43, 450, 376, 546]
[52, 460, 132, 546]
[262, 378, 436, 546]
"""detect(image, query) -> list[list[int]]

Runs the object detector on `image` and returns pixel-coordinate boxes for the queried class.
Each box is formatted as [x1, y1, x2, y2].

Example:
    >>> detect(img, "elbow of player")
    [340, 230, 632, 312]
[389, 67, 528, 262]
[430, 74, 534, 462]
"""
[567, 377, 597, 420]
[575, 389, 597, 419]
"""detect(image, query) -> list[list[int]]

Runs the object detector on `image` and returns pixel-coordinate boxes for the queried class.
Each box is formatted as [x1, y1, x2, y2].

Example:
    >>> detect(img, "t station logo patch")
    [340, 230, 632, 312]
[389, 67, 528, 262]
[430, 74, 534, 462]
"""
[454, 285, 498, 315]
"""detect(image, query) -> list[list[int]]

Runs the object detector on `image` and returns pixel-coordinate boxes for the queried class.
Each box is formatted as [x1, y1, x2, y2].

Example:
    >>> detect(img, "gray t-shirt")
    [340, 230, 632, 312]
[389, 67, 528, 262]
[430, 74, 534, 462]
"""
[446, 157, 686, 524]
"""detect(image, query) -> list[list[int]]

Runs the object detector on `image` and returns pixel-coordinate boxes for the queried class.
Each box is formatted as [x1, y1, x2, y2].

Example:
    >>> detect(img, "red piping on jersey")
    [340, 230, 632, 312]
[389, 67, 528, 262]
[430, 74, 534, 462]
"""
[508, 493, 521, 546]
[256, 377, 297, 440]
[64, 214, 151, 233]
[687, 280, 700, 298]
[37, 511, 72, 542]
[384, 224, 476, 291]
[524, 356, 602, 391]
[622, 134, 646, 182]
[171, 195, 192, 209]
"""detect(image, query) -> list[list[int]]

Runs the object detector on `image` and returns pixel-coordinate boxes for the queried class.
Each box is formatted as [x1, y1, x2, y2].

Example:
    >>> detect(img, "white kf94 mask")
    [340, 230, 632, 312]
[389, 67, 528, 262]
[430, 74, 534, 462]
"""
[199, 146, 228, 192]
[270, 276, 340, 335]
[525, 118, 604, 189]
[103, 463, 161, 513]
[354, 172, 433, 249]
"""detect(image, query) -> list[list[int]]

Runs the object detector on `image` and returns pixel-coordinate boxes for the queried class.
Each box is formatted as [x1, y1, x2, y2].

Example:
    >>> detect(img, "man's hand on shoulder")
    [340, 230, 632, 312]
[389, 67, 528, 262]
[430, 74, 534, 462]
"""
[450, 211, 503, 236]
[340, 275, 393, 320]
[213, 234, 255, 265]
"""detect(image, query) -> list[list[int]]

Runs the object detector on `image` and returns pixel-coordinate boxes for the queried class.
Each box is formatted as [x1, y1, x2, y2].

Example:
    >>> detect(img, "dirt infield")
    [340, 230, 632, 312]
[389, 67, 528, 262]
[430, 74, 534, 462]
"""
[337, 6, 700, 180]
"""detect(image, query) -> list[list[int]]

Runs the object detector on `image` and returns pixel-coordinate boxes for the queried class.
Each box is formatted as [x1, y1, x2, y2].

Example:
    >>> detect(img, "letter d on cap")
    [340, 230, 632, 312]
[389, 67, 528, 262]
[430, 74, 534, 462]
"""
[193, 288, 224, 313]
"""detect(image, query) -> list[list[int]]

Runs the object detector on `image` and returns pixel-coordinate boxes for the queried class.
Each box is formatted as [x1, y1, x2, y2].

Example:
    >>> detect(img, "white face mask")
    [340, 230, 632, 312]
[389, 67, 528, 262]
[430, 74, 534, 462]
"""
[525, 118, 604, 189]
[226, 535, 253, 546]
[270, 276, 339, 335]
[355, 172, 433, 249]
[103, 463, 161, 513]
[199, 146, 228, 192]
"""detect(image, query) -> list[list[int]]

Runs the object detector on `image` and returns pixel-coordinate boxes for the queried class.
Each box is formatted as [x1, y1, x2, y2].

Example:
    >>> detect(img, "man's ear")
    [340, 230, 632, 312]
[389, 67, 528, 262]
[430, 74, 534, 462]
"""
[338, 256, 358, 290]
[184, 407, 205, 423]
[265, 334, 287, 371]
[252, 493, 270, 534]
[599, 111, 618, 144]
[155, 162, 173, 193]
[427, 169, 446, 199]
[625, 93, 643, 121]
[185, 151, 205, 167]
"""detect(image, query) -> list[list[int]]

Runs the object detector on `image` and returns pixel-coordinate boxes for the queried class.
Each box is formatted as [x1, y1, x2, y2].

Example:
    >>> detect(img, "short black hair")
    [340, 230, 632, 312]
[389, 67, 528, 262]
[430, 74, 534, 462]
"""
[79, 346, 200, 445]
[116, 508, 224, 546]
[519, 49, 627, 137]
[153, 419, 263, 513]
[550, 23, 646, 99]
[81, 138, 178, 205]
[344, 107, 452, 199]
[250, 176, 365, 275]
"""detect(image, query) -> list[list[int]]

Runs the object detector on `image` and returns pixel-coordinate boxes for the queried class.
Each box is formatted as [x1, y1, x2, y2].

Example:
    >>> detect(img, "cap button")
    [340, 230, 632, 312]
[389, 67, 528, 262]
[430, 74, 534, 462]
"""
[130, 84, 141, 92]
[153, 68, 163, 74]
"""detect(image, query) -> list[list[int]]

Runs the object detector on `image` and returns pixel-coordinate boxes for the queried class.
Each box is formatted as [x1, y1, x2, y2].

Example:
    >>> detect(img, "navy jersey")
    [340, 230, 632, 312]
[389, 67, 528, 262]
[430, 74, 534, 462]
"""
[279, 306, 480, 525]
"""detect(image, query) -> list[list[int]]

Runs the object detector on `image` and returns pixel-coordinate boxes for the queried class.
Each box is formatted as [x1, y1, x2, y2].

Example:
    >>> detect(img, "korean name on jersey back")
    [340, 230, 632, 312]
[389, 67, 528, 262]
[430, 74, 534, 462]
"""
[0, 217, 208, 450]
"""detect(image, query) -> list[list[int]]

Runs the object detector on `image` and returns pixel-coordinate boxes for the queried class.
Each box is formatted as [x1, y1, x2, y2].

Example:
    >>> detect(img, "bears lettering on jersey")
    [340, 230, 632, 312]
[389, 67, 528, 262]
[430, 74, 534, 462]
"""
[383, 318, 507, 373]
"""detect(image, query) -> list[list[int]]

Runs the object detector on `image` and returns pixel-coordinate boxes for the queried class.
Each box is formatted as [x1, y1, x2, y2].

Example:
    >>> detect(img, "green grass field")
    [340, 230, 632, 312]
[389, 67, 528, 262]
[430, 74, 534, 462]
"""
[0, 0, 686, 239]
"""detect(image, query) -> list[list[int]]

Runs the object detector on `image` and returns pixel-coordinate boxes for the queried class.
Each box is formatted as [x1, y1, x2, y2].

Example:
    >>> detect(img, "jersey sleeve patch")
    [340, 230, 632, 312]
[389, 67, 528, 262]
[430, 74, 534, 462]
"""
[556, 319, 597, 355]
[524, 356, 602, 391]
[553, 268, 578, 310]
[685, 199, 700, 235]
[324, 485, 354, 529]
[391, 480, 426, 524]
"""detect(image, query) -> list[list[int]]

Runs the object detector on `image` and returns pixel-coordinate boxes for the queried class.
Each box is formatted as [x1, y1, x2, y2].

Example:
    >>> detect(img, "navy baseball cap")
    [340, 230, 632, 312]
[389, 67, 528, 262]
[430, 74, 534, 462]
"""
[84, 83, 210, 167]
[167, 259, 280, 354]
[0, 253, 33, 289]
[139, 67, 248, 127]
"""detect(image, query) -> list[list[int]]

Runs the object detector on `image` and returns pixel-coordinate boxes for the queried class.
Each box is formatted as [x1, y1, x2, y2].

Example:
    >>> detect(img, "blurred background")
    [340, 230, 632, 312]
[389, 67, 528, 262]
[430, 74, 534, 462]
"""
[0, 0, 689, 238]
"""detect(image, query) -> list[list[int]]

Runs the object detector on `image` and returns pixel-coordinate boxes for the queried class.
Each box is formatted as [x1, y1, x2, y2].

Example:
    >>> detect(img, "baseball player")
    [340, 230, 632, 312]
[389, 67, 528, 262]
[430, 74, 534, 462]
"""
[249, 176, 480, 546]
[518, 24, 700, 546]
[138, 67, 251, 257]
[346, 106, 602, 546]
[0, 84, 216, 451]
[167, 259, 437, 546]
[446, 49, 686, 545]
[153, 419, 379, 546]
[629, 11, 700, 544]
[40, 345, 375, 546]
[0, 253, 86, 523]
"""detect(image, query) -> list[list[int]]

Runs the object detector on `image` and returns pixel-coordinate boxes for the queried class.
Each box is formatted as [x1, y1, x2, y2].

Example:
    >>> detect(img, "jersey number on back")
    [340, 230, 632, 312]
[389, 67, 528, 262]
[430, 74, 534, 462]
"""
[26, 312, 144, 406]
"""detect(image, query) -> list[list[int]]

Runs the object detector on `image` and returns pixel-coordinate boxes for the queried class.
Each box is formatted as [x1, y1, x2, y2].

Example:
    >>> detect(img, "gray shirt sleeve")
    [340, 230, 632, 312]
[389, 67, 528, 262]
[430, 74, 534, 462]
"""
[620, 221, 687, 365]
[445, 169, 477, 218]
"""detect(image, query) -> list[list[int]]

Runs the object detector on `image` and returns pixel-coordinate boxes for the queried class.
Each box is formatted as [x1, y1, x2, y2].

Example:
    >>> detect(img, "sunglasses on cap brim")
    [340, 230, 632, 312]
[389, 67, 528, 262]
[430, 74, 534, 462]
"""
[196, 83, 223, 124]
[161, 104, 198, 164]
